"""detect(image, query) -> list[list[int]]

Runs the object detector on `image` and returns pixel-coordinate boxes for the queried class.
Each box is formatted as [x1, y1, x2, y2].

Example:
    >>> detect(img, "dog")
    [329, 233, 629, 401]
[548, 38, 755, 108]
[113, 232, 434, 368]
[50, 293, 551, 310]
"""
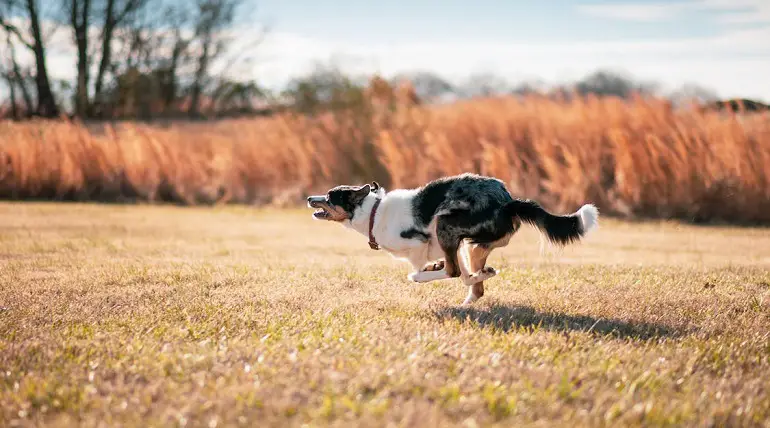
[307, 173, 598, 305]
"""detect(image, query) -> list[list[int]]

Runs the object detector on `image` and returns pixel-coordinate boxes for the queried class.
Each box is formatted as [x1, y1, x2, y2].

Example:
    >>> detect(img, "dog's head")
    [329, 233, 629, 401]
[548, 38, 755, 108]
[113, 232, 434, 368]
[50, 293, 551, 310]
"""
[307, 182, 381, 222]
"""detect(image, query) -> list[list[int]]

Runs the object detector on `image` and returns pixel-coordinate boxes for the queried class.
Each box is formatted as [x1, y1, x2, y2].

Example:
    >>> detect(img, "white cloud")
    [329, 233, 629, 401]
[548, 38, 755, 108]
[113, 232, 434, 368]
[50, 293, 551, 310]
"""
[577, 0, 770, 24]
[248, 28, 770, 102]
[576, 3, 689, 22]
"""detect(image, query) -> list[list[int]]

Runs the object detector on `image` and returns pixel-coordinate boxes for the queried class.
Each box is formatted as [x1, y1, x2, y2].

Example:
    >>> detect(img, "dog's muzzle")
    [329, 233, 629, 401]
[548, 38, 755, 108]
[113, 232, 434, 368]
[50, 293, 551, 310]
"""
[307, 196, 331, 219]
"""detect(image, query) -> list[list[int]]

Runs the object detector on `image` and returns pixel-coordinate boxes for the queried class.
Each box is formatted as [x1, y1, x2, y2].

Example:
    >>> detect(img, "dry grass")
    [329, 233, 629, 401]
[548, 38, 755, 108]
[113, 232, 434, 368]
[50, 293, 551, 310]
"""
[1, 94, 769, 223]
[1, 203, 770, 427]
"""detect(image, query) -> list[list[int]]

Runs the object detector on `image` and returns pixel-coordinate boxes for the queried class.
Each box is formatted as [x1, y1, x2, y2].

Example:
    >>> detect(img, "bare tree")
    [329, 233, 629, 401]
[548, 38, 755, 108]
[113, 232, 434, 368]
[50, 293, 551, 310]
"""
[64, 0, 150, 117]
[1, 27, 35, 115]
[0, 60, 18, 119]
[67, 0, 91, 116]
[4, 0, 261, 119]
[188, 0, 241, 118]
[91, 0, 148, 115]
[155, 3, 194, 111]
[1, 0, 59, 117]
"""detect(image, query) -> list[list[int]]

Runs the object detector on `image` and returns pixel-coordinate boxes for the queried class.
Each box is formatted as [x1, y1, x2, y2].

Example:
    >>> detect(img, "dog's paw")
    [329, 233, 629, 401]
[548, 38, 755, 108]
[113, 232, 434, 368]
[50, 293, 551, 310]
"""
[409, 271, 430, 283]
[481, 266, 498, 276]
[408, 271, 430, 282]
[421, 259, 445, 272]
[463, 267, 498, 285]
[409, 270, 447, 283]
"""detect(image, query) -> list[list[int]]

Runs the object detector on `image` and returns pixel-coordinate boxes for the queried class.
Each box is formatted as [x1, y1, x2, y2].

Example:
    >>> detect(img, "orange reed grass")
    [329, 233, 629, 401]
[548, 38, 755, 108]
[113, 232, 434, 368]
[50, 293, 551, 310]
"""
[1, 94, 768, 223]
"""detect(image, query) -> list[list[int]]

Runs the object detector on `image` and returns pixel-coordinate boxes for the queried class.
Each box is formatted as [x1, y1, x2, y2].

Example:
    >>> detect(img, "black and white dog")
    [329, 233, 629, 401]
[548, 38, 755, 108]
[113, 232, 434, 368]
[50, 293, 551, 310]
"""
[307, 173, 598, 305]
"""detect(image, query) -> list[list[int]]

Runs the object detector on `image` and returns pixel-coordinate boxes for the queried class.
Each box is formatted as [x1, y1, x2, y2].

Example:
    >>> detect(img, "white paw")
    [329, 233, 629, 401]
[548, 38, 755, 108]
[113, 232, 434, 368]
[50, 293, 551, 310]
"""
[463, 267, 498, 286]
[408, 269, 449, 283]
[409, 271, 430, 283]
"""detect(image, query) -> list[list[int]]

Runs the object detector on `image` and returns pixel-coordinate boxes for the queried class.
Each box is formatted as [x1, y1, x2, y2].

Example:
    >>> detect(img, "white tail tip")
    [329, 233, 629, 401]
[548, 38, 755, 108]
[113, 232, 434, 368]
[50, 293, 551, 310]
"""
[577, 204, 599, 235]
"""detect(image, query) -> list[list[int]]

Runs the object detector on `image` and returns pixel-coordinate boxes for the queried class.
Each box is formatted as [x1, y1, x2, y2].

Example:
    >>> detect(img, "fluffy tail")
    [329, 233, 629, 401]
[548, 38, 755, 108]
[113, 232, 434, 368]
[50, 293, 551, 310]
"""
[505, 199, 599, 245]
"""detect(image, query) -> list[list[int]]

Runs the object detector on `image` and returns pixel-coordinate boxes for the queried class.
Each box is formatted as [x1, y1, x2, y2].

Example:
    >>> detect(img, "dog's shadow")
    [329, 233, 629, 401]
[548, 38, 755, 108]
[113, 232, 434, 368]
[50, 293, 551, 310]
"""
[435, 303, 684, 340]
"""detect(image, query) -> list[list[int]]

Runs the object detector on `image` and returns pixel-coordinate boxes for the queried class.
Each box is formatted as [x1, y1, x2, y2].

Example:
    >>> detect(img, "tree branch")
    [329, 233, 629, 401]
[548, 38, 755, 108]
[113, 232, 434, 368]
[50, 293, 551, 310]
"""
[115, 0, 145, 25]
[0, 21, 34, 50]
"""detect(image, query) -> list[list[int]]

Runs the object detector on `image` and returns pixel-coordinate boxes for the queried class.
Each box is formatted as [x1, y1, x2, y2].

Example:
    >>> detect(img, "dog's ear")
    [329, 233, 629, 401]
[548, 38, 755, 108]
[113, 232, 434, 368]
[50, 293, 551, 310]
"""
[351, 184, 371, 204]
[371, 181, 380, 192]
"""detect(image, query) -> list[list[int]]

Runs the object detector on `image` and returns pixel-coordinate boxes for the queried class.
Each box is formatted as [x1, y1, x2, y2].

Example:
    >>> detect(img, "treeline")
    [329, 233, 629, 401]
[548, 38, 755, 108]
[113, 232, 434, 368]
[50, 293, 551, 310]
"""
[0, 0, 263, 120]
[276, 66, 769, 116]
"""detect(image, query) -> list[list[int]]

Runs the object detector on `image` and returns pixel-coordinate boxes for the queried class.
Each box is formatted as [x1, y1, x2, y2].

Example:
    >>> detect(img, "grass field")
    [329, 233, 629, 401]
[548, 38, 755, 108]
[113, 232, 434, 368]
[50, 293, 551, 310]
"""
[1, 203, 770, 427]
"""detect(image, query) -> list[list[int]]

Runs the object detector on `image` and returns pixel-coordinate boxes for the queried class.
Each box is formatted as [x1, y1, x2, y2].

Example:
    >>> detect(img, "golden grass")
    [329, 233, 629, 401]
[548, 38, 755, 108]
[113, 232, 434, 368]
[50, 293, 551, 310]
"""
[1, 94, 769, 223]
[1, 203, 770, 427]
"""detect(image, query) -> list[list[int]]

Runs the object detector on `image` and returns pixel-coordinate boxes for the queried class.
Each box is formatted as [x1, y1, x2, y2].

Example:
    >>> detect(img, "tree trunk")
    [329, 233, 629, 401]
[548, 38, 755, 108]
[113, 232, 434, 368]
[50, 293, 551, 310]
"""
[189, 36, 211, 118]
[72, 0, 91, 117]
[5, 72, 19, 119]
[92, 0, 115, 117]
[163, 39, 184, 112]
[6, 32, 34, 113]
[26, 0, 59, 117]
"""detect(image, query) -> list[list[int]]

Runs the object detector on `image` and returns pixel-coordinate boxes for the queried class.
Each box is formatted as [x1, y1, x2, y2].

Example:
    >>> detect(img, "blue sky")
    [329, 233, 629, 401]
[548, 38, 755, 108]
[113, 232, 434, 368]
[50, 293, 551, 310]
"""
[244, 0, 770, 100]
[3, 0, 768, 101]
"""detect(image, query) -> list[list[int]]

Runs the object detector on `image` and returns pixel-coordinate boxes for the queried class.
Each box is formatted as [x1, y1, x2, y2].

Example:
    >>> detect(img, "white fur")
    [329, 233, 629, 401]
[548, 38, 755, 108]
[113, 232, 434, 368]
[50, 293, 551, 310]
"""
[409, 269, 451, 283]
[462, 292, 479, 305]
[345, 188, 444, 274]
[344, 188, 500, 288]
[577, 204, 599, 235]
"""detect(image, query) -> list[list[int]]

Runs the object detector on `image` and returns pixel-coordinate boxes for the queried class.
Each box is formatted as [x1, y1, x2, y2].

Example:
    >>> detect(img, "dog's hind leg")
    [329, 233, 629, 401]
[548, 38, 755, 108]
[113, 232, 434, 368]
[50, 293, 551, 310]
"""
[461, 243, 495, 305]
[461, 233, 513, 304]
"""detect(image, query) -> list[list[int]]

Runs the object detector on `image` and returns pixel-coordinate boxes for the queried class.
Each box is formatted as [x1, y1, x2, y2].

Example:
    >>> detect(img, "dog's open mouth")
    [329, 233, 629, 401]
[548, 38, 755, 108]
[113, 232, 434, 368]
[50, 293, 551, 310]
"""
[308, 196, 334, 220]
[313, 207, 330, 219]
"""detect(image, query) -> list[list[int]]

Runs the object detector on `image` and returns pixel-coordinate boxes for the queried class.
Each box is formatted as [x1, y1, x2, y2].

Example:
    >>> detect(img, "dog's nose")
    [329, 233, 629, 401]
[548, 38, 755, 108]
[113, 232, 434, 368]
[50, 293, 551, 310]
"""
[307, 196, 312, 202]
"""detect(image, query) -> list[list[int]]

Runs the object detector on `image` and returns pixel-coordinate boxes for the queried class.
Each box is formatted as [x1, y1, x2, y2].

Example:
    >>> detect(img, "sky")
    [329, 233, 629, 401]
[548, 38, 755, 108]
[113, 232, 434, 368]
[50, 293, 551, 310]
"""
[244, 0, 770, 100]
[2, 0, 769, 102]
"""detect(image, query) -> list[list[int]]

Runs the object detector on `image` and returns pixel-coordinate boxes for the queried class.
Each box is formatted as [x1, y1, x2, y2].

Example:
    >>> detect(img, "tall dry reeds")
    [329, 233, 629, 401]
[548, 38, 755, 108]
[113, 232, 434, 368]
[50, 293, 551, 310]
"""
[1, 93, 768, 224]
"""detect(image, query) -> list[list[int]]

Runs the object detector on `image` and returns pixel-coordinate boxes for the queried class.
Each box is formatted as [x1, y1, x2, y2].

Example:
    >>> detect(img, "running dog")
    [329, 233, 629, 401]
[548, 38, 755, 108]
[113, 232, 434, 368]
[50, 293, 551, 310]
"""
[307, 173, 598, 305]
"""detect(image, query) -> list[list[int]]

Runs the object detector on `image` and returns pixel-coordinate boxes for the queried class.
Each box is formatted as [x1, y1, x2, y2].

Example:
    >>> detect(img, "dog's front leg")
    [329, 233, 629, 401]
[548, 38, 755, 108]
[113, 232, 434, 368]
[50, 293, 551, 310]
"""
[406, 248, 450, 283]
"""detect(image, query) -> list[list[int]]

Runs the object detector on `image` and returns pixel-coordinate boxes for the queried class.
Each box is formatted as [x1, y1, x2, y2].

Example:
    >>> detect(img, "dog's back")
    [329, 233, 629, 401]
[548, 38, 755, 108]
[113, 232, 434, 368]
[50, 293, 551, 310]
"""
[412, 173, 512, 223]
[412, 173, 598, 248]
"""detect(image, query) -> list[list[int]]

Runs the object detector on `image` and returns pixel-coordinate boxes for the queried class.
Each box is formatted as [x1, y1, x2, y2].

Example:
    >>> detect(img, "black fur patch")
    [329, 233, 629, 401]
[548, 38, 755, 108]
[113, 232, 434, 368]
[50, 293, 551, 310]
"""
[326, 184, 371, 218]
[411, 173, 515, 244]
[400, 228, 430, 242]
[504, 199, 583, 245]
[411, 177, 455, 226]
